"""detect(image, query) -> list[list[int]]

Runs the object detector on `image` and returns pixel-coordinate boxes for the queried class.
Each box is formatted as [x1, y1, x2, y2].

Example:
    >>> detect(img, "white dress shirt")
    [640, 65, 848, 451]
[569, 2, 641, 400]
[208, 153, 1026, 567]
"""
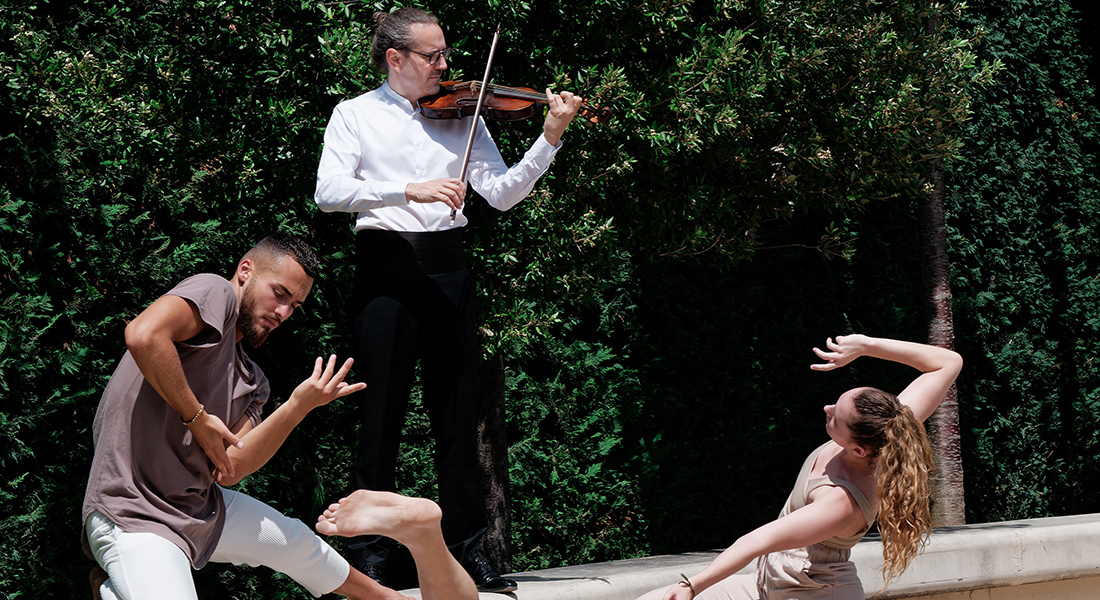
[315, 81, 562, 232]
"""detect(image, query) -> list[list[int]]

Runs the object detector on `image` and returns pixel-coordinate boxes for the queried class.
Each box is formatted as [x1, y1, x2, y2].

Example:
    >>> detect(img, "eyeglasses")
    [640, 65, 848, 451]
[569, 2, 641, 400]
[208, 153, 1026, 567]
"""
[405, 47, 452, 66]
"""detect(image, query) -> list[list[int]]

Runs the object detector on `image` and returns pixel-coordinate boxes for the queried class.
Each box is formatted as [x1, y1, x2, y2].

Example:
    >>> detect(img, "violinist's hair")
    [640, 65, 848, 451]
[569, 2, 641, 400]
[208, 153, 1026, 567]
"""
[370, 8, 439, 72]
[847, 387, 934, 583]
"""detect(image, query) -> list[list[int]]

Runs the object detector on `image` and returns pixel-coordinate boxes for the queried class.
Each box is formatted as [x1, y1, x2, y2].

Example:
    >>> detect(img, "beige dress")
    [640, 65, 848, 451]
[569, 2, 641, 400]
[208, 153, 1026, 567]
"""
[642, 442, 878, 600]
[749, 440, 877, 599]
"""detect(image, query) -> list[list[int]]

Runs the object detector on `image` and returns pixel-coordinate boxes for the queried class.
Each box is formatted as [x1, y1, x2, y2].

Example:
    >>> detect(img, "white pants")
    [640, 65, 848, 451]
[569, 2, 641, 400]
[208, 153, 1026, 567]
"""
[85, 488, 350, 600]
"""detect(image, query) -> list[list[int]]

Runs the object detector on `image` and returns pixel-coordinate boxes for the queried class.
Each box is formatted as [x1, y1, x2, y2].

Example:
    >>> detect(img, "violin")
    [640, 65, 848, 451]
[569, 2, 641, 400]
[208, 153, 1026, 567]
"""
[435, 25, 610, 225]
[419, 81, 613, 124]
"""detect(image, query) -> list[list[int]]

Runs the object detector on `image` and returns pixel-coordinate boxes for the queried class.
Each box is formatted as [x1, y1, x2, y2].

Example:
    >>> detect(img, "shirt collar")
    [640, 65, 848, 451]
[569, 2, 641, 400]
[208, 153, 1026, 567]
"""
[380, 80, 420, 115]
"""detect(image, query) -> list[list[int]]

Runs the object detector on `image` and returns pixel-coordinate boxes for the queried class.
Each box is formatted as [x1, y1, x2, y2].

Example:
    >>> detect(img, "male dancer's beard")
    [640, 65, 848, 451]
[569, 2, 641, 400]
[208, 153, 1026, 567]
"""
[237, 288, 272, 348]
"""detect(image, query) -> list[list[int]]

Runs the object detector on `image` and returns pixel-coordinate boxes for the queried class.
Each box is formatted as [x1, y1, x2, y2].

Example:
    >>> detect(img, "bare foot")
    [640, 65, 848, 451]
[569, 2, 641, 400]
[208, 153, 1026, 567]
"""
[317, 490, 442, 547]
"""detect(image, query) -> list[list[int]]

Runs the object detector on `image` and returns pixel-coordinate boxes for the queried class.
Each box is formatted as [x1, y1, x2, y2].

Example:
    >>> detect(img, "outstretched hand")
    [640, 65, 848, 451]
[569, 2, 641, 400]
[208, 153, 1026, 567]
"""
[291, 355, 367, 410]
[660, 582, 697, 600]
[209, 356, 366, 486]
[810, 334, 870, 371]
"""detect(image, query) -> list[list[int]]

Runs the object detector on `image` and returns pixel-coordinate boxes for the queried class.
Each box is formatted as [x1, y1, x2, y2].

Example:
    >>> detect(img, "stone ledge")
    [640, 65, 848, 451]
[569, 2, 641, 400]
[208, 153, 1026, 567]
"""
[856, 512, 1100, 598]
[405, 513, 1100, 600]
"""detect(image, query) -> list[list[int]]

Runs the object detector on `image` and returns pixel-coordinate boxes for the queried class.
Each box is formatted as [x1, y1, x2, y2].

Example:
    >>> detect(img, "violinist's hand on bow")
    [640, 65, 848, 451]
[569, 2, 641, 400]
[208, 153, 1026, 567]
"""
[406, 178, 467, 211]
[542, 89, 582, 146]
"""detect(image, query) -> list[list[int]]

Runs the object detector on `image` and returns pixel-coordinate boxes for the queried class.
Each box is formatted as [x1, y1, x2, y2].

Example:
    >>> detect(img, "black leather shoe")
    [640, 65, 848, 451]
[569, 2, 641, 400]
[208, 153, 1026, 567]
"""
[465, 549, 518, 593]
[351, 536, 395, 588]
[362, 563, 388, 588]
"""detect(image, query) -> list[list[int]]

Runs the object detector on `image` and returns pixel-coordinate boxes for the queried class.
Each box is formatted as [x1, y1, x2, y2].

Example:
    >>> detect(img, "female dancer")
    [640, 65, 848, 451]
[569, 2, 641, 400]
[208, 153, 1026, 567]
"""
[638, 334, 962, 600]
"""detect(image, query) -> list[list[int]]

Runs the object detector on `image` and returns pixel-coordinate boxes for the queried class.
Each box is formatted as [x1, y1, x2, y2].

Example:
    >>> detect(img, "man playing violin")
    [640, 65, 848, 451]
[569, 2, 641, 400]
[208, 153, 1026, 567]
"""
[314, 6, 582, 594]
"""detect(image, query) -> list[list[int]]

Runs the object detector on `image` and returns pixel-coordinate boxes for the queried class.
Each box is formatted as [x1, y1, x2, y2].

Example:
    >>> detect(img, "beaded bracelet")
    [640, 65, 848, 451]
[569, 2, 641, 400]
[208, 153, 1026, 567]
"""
[182, 404, 205, 426]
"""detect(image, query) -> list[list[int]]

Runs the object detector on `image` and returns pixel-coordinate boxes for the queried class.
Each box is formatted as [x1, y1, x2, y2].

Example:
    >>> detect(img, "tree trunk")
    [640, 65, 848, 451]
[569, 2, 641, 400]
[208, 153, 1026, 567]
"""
[917, 153, 966, 526]
[476, 353, 512, 572]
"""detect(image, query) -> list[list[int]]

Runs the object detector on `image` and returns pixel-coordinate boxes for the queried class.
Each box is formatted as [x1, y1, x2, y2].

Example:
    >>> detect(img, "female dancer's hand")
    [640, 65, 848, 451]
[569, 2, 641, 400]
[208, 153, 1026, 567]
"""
[660, 582, 697, 600]
[811, 334, 962, 422]
[810, 334, 871, 371]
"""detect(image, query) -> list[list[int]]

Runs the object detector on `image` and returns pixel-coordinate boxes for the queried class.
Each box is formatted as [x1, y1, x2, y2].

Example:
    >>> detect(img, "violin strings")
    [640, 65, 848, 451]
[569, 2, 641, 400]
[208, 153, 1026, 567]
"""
[463, 81, 548, 103]
[456, 81, 604, 119]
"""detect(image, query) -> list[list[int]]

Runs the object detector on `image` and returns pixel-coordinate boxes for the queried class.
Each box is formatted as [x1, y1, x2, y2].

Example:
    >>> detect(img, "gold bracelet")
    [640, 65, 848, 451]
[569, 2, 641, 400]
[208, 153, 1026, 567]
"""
[182, 405, 205, 426]
[679, 573, 696, 598]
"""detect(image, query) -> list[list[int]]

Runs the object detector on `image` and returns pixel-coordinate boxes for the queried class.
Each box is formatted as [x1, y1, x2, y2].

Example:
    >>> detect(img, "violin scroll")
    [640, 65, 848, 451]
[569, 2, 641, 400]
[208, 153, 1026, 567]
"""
[579, 102, 614, 124]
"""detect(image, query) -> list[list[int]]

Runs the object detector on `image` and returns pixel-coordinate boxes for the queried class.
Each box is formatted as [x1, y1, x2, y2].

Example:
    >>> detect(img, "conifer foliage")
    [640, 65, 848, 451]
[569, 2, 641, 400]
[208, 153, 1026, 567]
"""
[948, 0, 1100, 521]
[5, 0, 1093, 597]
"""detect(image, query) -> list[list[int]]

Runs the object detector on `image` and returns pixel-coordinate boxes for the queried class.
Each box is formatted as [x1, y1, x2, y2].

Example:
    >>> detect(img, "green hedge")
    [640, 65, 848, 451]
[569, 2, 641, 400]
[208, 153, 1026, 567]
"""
[6, 0, 1096, 598]
[948, 0, 1100, 521]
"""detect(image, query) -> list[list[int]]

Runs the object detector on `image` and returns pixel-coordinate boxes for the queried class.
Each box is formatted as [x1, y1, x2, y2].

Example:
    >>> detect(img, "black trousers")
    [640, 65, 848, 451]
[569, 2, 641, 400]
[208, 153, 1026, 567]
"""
[348, 230, 486, 568]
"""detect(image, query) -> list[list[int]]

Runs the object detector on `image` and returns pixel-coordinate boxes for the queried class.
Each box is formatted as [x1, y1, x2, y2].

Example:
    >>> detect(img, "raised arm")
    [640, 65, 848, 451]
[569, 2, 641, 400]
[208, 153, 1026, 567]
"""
[811, 334, 962, 423]
[125, 294, 243, 480]
[462, 90, 580, 212]
[214, 355, 366, 486]
[540, 88, 582, 146]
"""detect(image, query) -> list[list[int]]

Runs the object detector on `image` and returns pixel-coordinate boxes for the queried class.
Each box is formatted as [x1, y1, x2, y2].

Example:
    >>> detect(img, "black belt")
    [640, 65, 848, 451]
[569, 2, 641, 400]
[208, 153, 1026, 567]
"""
[355, 228, 466, 274]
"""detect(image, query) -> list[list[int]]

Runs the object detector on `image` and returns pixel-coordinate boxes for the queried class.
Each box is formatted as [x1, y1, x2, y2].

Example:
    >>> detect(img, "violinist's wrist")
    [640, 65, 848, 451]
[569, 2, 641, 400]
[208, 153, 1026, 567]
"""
[542, 130, 564, 148]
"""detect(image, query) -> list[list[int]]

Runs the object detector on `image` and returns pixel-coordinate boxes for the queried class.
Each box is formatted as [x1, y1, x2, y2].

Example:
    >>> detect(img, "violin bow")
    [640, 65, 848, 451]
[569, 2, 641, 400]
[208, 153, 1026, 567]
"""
[451, 24, 501, 226]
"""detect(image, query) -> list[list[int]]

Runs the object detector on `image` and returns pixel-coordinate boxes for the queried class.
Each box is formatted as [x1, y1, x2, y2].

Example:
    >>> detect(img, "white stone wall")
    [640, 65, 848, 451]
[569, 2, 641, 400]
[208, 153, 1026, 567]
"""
[404, 513, 1100, 600]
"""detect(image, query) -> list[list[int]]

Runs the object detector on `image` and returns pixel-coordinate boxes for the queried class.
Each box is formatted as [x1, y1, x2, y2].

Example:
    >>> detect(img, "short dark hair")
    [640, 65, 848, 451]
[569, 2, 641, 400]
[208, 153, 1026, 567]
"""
[370, 7, 439, 72]
[245, 233, 319, 279]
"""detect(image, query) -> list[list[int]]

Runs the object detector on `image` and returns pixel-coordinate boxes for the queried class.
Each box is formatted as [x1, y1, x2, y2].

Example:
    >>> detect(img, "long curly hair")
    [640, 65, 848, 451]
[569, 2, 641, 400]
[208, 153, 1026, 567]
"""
[847, 387, 934, 582]
[370, 7, 440, 72]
